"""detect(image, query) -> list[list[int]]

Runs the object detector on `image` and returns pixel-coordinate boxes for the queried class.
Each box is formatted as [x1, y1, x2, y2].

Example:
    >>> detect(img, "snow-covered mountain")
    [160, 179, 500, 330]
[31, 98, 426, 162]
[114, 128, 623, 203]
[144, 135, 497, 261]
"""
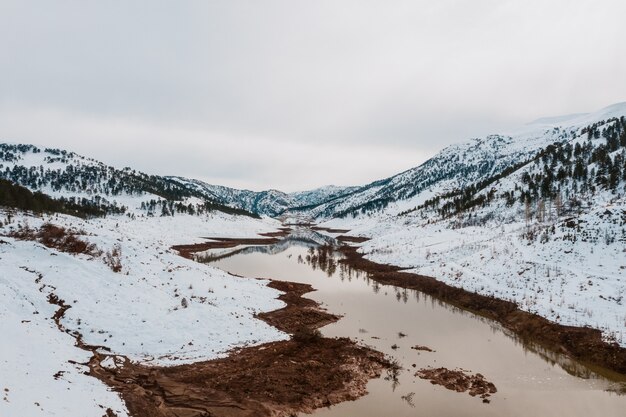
[320, 102, 626, 346]
[295, 102, 626, 220]
[0, 143, 260, 218]
[3, 103, 625, 223]
[1, 102, 625, 417]
[0, 143, 358, 218]
[168, 176, 357, 217]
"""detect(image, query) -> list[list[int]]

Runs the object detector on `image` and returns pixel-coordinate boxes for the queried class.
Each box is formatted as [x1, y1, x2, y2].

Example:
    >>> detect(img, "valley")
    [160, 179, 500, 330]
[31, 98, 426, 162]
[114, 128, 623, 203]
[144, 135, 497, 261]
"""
[1, 102, 625, 416]
[198, 226, 625, 416]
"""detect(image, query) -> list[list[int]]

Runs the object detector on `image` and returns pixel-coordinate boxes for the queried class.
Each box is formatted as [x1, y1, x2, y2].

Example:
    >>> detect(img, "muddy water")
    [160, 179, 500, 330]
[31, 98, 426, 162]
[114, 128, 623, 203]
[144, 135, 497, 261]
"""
[199, 232, 625, 417]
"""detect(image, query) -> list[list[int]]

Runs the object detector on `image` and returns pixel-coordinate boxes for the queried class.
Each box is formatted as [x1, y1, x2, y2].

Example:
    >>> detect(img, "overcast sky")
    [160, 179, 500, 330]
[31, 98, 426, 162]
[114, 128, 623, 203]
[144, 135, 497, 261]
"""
[1, 1, 625, 191]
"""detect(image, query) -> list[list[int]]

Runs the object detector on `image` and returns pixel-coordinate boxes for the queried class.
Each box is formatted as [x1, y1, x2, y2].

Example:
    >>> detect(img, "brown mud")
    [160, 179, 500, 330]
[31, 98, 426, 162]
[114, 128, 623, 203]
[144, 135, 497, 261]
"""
[337, 244, 626, 377]
[335, 235, 370, 243]
[89, 278, 388, 417]
[172, 238, 281, 259]
[33, 246, 389, 417]
[310, 226, 351, 234]
[415, 367, 497, 402]
[257, 280, 340, 333]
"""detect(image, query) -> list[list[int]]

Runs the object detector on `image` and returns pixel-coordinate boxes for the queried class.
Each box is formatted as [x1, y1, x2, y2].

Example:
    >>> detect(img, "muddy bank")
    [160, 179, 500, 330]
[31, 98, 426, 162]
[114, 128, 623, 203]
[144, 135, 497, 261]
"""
[336, 235, 370, 243]
[310, 226, 351, 234]
[258, 280, 340, 333]
[89, 274, 388, 417]
[415, 367, 497, 402]
[337, 244, 626, 376]
[172, 237, 281, 259]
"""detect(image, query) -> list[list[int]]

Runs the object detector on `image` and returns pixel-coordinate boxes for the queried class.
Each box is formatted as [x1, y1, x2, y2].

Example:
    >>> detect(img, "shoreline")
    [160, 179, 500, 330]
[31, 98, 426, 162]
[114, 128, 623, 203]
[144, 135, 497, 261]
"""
[172, 228, 626, 378]
[82, 238, 389, 417]
[336, 242, 626, 378]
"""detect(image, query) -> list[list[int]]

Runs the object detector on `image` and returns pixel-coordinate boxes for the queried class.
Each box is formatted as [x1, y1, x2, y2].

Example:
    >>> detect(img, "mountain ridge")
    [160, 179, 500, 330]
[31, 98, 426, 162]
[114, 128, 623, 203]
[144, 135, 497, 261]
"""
[2, 102, 625, 220]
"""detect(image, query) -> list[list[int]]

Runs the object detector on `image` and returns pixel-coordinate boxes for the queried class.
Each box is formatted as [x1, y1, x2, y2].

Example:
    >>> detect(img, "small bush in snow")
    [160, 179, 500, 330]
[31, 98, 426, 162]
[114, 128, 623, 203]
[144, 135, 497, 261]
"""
[104, 244, 123, 273]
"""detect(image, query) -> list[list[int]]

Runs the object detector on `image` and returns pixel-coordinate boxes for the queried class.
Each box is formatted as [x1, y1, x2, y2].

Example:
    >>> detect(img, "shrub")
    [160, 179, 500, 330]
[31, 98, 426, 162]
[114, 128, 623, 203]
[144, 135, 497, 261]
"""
[104, 244, 123, 273]
[9, 222, 101, 256]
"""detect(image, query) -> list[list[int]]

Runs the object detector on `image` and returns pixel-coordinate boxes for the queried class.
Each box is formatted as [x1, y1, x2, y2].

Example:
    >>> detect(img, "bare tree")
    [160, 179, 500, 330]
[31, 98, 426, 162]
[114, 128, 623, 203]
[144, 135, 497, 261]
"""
[525, 198, 532, 226]
[536, 199, 546, 223]
[554, 193, 563, 218]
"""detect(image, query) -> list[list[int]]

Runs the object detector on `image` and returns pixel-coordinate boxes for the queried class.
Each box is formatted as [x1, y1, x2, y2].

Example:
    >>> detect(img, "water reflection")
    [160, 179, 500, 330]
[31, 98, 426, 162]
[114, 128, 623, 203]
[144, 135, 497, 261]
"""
[195, 229, 337, 264]
[297, 245, 626, 391]
[201, 230, 625, 415]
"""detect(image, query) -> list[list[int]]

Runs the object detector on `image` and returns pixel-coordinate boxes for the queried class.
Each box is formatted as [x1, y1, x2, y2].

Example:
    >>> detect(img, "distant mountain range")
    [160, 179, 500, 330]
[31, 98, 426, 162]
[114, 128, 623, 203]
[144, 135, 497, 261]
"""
[2, 102, 626, 223]
[167, 177, 358, 217]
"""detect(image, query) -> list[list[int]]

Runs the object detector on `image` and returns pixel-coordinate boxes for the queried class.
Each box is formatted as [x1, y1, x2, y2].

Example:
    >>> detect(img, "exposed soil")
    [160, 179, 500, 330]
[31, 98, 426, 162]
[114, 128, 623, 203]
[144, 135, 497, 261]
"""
[411, 345, 435, 352]
[257, 280, 340, 333]
[415, 367, 497, 402]
[335, 235, 370, 243]
[310, 226, 351, 234]
[172, 237, 281, 259]
[338, 244, 626, 377]
[88, 278, 388, 417]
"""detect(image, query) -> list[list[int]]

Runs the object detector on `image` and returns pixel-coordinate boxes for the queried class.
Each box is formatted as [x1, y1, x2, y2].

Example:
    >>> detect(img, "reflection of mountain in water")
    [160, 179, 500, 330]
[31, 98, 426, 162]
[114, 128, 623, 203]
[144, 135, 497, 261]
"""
[198, 234, 626, 390]
[195, 227, 338, 263]
[304, 246, 626, 388]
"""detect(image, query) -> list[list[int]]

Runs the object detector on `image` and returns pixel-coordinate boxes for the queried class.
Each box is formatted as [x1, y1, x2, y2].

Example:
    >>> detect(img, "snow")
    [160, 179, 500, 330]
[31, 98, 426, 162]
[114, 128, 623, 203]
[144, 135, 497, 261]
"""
[316, 103, 626, 347]
[323, 191, 626, 347]
[0, 266, 129, 417]
[1, 101, 625, 415]
[0, 210, 288, 416]
[169, 176, 358, 216]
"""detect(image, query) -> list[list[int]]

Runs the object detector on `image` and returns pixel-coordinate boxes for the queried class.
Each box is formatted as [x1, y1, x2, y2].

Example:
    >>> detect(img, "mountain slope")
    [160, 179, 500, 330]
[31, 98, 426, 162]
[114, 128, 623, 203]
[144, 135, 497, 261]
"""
[322, 103, 626, 346]
[298, 103, 626, 220]
[0, 143, 258, 218]
[0, 143, 358, 218]
[168, 176, 357, 217]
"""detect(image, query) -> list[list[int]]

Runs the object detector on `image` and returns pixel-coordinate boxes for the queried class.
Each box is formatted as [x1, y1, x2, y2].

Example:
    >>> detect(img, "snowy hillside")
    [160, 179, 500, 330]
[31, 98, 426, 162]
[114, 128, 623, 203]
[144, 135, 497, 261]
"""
[0, 209, 286, 416]
[322, 103, 626, 346]
[0, 143, 360, 218]
[0, 143, 258, 218]
[300, 103, 626, 220]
